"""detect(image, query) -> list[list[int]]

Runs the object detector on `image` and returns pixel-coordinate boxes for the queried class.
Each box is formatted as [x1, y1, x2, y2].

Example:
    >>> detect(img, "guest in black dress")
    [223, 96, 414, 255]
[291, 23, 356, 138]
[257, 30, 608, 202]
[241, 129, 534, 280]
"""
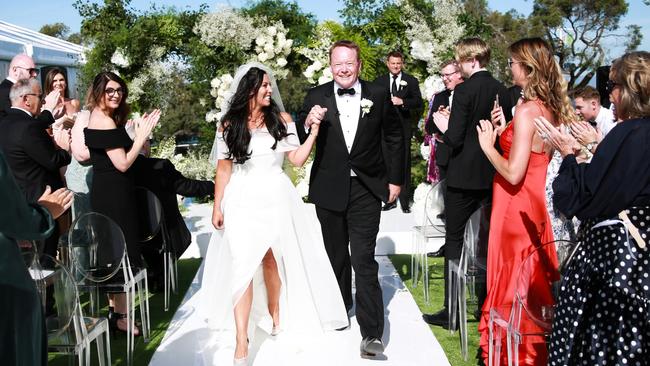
[83, 71, 160, 335]
[535, 51, 650, 365]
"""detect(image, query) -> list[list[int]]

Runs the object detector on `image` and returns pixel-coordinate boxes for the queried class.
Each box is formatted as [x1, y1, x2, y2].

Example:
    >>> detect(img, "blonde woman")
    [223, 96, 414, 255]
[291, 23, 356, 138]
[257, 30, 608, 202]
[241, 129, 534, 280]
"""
[536, 51, 650, 366]
[476, 37, 575, 365]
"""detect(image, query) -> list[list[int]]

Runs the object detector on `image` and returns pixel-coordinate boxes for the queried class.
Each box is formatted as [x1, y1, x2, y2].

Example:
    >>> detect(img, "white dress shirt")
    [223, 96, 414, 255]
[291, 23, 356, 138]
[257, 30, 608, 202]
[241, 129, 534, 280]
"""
[595, 106, 616, 137]
[334, 80, 361, 176]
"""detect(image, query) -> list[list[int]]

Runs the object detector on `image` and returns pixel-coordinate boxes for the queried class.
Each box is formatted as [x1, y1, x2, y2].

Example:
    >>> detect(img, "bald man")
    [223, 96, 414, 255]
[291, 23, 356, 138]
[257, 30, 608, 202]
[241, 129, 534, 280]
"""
[1, 54, 40, 117]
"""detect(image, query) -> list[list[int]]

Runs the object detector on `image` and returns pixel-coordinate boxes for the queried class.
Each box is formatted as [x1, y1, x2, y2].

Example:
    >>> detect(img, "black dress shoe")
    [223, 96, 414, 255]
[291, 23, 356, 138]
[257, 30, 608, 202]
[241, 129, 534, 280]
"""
[360, 337, 384, 358]
[401, 207, 411, 213]
[382, 202, 397, 211]
[427, 245, 446, 257]
[422, 308, 458, 330]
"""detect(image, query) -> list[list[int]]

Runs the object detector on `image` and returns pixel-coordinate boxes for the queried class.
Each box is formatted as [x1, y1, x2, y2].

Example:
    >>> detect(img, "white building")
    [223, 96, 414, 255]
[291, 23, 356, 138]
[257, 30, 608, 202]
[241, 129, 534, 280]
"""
[0, 20, 85, 98]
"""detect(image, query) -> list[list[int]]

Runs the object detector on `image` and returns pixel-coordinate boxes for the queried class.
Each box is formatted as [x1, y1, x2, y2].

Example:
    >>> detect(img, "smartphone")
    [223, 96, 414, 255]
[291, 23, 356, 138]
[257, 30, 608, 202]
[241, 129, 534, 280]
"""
[495, 94, 500, 108]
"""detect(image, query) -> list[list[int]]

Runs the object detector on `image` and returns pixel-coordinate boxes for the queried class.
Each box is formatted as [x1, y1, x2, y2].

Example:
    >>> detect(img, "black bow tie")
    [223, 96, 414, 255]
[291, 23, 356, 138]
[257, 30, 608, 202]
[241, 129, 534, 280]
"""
[337, 88, 356, 96]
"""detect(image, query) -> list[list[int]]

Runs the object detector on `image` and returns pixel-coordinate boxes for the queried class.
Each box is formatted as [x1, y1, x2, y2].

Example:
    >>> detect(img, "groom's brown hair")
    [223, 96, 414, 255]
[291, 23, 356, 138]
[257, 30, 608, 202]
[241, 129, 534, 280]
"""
[329, 40, 361, 62]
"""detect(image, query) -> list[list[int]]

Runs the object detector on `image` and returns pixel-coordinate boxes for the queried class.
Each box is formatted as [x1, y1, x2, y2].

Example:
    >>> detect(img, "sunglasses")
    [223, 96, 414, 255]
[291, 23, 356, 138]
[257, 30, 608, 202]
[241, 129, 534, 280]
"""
[15, 66, 40, 76]
[605, 80, 620, 94]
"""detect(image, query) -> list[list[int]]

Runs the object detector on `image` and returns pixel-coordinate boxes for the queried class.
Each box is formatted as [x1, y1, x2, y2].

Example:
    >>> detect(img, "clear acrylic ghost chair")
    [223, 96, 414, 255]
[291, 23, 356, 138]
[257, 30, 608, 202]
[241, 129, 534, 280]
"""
[135, 186, 178, 311]
[68, 212, 150, 366]
[487, 239, 578, 366]
[448, 204, 491, 360]
[411, 179, 446, 303]
[44, 254, 111, 366]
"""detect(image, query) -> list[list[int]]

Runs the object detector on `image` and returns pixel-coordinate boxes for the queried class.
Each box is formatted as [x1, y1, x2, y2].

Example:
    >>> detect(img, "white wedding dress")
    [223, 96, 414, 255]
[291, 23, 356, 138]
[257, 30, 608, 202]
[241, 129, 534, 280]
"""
[193, 122, 348, 364]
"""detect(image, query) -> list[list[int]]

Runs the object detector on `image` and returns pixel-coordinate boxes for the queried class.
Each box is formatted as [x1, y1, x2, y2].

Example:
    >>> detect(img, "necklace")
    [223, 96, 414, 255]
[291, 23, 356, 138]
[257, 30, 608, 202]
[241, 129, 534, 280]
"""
[248, 114, 264, 129]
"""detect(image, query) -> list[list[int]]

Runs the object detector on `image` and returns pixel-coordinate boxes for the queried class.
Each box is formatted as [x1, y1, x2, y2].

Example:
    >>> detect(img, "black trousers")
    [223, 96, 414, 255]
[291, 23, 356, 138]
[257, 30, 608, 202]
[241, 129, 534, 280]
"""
[398, 135, 411, 210]
[442, 186, 491, 308]
[315, 178, 383, 339]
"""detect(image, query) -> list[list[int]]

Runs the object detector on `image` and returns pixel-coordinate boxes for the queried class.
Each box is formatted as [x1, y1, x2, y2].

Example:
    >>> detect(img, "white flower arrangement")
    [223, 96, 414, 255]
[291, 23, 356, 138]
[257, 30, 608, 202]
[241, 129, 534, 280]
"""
[205, 73, 234, 125]
[251, 21, 293, 80]
[360, 98, 373, 117]
[298, 24, 334, 85]
[110, 48, 130, 68]
[421, 75, 446, 100]
[193, 6, 257, 50]
[126, 46, 170, 108]
[411, 182, 431, 226]
[402, 0, 465, 74]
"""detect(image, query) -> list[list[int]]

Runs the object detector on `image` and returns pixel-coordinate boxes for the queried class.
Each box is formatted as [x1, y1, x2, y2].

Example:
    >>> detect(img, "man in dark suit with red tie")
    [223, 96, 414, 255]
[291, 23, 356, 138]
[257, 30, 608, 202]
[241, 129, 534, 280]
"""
[373, 51, 423, 213]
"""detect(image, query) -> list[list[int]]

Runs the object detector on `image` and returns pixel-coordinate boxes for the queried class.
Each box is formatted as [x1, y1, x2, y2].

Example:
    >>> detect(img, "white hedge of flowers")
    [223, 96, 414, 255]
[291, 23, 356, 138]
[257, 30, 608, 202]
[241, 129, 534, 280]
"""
[298, 24, 334, 85]
[193, 6, 257, 50]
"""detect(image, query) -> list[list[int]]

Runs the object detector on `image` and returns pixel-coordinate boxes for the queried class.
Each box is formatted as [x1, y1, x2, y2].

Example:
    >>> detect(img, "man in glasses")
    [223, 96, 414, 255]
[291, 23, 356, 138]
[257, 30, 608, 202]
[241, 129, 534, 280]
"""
[1, 54, 40, 117]
[0, 78, 70, 263]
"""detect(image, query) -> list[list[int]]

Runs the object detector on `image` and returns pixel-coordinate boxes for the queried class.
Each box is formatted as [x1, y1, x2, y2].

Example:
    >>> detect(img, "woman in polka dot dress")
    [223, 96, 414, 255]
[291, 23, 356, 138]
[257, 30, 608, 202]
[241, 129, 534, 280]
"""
[535, 51, 650, 365]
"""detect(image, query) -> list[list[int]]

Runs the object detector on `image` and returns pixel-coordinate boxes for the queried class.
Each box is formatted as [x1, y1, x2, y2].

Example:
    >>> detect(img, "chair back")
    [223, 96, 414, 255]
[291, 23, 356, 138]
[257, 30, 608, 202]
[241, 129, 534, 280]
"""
[512, 239, 577, 334]
[67, 212, 126, 283]
[40, 254, 80, 341]
[424, 179, 445, 233]
[460, 204, 491, 275]
[135, 186, 165, 242]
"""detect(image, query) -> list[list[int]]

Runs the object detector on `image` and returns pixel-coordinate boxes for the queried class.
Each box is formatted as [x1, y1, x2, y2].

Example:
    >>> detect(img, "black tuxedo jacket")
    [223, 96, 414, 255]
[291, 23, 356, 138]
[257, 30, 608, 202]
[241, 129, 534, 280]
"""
[443, 71, 512, 190]
[424, 89, 452, 167]
[0, 79, 13, 117]
[373, 72, 424, 136]
[132, 156, 214, 257]
[0, 108, 69, 202]
[297, 80, 404, 211]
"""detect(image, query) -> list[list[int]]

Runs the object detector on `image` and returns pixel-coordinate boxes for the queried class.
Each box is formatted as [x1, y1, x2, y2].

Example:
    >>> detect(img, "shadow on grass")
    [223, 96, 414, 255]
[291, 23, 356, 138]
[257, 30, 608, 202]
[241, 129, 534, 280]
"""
[389, 254, 481, 366]
[48, 258, 202, 366]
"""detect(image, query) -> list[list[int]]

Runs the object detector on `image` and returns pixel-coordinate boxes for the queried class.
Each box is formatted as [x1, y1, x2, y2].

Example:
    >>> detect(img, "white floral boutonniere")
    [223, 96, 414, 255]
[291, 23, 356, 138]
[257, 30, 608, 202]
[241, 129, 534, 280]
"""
[360, 98, 373, 117]
[399, 80, 408, 87]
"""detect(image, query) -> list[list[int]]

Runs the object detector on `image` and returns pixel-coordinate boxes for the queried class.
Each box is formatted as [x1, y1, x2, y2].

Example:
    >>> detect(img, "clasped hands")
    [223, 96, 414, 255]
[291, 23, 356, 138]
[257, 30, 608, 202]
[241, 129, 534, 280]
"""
[305, 105, 326, 136]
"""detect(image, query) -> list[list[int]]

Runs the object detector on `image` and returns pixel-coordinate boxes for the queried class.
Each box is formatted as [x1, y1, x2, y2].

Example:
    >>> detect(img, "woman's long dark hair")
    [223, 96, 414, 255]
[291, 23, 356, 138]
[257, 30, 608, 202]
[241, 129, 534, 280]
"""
[86, 71, 130, 126]
[221, 67, 288, 164]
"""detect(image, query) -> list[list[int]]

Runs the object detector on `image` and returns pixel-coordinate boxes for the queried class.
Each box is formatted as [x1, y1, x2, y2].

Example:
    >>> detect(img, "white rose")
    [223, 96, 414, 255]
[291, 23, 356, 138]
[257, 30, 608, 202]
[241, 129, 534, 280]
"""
[210, 77, 221, 88]
[221, 74, 233, 84]
[312, 60, 323, 71]
[267, 26, 277, 36]
[276, 58, 288, 67]
[322, 67, 332, 78]
[210, 88, 218, 97]
[258, 52, 269, 62]
[255, 36, 266, 46]
[303, 68, 315, 79]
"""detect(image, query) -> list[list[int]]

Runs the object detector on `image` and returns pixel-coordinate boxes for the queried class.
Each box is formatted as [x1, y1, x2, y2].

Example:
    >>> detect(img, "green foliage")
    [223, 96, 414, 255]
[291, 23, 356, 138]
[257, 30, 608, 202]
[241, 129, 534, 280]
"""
[530, 0, 631, 90]
[38, 22, 70, 39]
[339, 0, 392, 27]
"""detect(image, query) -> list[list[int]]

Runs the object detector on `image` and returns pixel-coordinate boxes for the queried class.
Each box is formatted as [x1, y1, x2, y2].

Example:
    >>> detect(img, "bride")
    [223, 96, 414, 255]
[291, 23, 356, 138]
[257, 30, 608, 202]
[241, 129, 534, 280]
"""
[198, 63, 348, 365]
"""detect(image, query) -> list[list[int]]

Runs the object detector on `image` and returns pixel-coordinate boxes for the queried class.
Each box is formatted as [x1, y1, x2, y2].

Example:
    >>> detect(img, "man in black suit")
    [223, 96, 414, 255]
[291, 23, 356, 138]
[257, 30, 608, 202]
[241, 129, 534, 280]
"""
[424, 59, 464, 181]
[0, 78, 71, 259]
[422, 38, 511, 328]
[0, 54, 40, 118]
[132, 156, 214, 289]
[298, 40, 404, 357]
[373, 51, 423, 213]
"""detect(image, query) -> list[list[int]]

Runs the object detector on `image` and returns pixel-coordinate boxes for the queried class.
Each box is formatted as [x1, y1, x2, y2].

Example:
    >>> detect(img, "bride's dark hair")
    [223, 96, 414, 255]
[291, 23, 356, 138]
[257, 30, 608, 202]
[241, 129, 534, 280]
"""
[221, 67, 288, 163]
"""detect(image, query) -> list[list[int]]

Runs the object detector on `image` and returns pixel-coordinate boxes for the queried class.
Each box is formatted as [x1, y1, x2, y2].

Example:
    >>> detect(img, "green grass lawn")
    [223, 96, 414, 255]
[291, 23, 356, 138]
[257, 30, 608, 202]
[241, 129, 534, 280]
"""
[389, 254, 481, 366]
[48, 258, 202, 366]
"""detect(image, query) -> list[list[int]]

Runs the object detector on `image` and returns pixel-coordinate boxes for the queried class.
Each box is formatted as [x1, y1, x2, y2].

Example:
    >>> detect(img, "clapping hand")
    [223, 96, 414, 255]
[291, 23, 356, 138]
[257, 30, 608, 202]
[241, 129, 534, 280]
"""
[38, 185, 73, 219]
[533, 116, 580, 158]
[133, 109, 161, 142]
[570, 121, 601, 146]
[53, 127, 71, 151]
[42, 90, 61, 114]
[476, 119, 497, 153]
[432, 110, 450, 133]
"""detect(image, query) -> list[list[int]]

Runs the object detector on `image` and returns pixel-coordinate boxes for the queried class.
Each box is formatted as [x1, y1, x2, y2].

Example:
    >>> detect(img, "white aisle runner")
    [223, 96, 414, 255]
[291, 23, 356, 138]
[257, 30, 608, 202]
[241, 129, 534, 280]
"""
[149, 204, 450, 366]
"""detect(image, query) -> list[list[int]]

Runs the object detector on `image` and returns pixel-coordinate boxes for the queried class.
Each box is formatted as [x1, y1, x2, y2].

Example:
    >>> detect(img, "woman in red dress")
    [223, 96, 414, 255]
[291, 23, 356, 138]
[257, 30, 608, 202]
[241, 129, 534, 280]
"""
[475, 38, 576, 365]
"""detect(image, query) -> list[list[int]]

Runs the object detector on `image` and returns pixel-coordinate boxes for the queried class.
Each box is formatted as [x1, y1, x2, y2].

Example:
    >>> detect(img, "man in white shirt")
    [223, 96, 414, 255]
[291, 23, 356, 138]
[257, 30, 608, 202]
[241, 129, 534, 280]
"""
[297, 40, 404, 358]
[571, 86, 617, 155]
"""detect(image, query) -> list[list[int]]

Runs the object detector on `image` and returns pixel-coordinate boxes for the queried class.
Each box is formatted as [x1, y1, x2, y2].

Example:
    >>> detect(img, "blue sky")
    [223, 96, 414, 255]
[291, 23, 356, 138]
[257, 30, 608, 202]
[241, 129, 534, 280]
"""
[3, 0, 648, 59]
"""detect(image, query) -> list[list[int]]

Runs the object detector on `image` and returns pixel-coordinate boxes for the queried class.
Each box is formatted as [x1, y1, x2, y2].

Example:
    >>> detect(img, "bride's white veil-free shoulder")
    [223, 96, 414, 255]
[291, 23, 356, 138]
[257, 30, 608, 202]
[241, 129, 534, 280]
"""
[208, 62, 285, 165]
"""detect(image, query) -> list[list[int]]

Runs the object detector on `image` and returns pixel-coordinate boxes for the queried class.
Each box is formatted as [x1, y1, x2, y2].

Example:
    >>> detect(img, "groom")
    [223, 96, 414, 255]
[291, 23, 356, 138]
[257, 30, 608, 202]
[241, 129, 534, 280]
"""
[297, 40, 404, 357]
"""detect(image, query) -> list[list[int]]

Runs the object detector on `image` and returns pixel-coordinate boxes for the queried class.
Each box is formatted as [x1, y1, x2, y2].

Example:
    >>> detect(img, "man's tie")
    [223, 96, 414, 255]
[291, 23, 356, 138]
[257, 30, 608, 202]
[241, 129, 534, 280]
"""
[391, 74, 398, 96]
[337, 88, 356, 96]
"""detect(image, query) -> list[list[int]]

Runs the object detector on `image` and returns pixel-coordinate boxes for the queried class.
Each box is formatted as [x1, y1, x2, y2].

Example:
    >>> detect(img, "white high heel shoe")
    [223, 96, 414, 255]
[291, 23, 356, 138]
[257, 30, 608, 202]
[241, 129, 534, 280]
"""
[233, 356, 247, 366]
[271, 325, 281, 336]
